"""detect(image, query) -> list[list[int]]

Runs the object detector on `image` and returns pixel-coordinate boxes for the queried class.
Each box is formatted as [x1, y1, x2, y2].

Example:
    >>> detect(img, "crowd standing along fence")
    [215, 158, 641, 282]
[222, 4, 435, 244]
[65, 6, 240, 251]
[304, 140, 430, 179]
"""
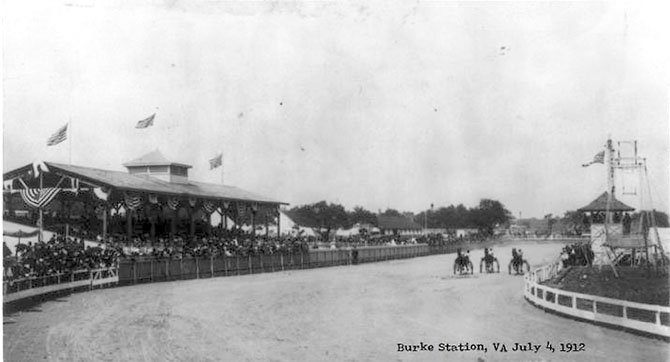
[524, 261, 670, 339]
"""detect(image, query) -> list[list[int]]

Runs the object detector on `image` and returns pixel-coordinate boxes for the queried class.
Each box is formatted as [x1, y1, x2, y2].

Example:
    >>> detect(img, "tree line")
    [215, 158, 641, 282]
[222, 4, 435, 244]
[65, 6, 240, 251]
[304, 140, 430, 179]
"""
[285, 199, 513, 237]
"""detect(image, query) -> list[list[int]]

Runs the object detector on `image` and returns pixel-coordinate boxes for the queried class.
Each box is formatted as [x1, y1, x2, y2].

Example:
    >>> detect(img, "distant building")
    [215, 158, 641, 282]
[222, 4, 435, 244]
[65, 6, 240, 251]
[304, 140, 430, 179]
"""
[376, 215, 422, 235]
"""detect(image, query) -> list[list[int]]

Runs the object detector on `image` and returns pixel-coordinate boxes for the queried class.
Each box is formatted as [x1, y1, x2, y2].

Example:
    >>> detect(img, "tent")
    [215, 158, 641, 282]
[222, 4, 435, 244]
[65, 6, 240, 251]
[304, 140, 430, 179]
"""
[279, 210, 316, 237]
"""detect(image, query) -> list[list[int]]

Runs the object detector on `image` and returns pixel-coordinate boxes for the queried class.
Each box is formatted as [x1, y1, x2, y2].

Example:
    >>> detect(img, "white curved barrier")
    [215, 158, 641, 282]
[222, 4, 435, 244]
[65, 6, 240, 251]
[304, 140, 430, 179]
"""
[524, 262, 670, 339]
[3, 267, 118, 304]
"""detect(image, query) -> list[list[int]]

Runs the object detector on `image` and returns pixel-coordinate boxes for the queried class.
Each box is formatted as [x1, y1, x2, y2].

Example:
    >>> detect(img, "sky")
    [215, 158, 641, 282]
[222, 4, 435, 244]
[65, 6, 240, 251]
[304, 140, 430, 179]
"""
[3, 1, 669, 218]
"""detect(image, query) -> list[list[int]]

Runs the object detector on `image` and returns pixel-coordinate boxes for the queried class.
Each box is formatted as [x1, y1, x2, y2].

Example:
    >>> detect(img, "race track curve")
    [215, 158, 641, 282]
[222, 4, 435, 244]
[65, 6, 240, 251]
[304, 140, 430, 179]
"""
[4, 242, 668, 361]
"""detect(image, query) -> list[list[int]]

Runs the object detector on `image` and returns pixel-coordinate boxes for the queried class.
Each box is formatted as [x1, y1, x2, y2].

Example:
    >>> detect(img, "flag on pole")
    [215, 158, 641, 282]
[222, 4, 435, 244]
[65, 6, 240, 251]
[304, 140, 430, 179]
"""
[209, 153, 223, 170]
[46, 124, 68, 146]
[582, 150, 605, 167]
[136, 113, 155, 128]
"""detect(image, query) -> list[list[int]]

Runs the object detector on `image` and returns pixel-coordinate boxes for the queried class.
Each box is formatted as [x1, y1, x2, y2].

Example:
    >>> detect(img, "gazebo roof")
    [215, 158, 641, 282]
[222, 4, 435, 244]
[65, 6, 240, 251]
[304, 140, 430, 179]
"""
[577, 192, 634, 212]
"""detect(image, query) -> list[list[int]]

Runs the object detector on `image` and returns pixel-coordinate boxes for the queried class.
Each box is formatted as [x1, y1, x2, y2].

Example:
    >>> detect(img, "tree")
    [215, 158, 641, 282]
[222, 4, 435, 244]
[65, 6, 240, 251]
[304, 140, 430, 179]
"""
[381, 208, 402, 217]
[286, 201, 350, 240]
[471, 199, 512, 235]
[348, 206, 378, 227]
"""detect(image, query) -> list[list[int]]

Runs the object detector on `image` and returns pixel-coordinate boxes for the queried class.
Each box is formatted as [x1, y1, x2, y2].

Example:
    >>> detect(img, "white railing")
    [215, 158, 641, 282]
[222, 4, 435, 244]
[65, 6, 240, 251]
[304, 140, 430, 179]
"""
[524, 263, 670, 338]
[3, 267, 118, 303]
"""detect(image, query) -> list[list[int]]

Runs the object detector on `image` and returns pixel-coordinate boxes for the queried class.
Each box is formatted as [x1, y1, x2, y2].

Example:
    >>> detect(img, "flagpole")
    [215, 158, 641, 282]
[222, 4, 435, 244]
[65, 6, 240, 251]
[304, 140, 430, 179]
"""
[220, 150, 224, 185]
[69, 118, 72, 165]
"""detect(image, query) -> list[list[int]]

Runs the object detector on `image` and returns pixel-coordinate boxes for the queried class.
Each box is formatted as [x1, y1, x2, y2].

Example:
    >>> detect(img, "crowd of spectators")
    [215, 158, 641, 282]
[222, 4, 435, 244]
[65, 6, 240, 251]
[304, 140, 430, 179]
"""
[3, 235, 118, 281]
[3, 228, 498, 281]
[560, 243, 594, 267]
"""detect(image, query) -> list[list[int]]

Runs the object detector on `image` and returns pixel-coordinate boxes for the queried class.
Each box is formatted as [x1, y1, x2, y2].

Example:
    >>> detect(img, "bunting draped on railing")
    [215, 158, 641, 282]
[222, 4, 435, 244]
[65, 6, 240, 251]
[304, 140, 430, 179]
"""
[19, 188, 61, 209]
[202, 201, 216, 214]
[167, 197, 179, 210]
[148, 194, 159, 204]
[123, 193, 143, 211]
[188, 197, 197, 208]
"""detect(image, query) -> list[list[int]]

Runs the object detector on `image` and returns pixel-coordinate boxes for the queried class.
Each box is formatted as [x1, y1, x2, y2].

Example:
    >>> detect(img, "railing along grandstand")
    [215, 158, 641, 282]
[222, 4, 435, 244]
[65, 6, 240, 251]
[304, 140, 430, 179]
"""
[524, 260, 670, 339]
[3, 267, 118, 303]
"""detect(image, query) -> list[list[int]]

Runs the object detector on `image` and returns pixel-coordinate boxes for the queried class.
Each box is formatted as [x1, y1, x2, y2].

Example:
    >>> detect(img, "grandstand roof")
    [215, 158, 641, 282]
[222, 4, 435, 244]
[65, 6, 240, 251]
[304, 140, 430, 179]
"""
[376, 215, 422, 230]
[578, 192, 634, 212]
[3, 162, 286, 206]
[122, 149, 192, 168]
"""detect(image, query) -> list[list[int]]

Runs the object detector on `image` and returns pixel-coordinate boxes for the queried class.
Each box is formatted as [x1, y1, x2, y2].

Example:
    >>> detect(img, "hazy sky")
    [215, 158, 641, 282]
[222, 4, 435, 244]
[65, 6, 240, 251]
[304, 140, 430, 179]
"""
[3, 1, 669, 218]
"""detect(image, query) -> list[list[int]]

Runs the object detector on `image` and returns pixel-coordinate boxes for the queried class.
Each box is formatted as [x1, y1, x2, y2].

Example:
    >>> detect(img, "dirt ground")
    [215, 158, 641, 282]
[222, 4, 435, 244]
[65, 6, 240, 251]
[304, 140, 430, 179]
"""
[3, 242, 669, 361]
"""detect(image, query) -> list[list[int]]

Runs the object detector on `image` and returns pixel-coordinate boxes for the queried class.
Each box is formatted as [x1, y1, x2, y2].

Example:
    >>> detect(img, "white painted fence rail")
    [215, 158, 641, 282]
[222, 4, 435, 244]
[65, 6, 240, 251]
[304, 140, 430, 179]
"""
[3, 267, 118, 303]
[524, 261, 670, 338]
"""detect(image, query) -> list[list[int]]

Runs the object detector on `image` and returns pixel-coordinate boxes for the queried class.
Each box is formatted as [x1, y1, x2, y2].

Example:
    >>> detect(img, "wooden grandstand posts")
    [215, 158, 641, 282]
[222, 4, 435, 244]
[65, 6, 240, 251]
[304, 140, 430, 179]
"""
[277, 208, 281, 237]
[102, 204, 108, 240]
[126, 210, 133, 240]
[189, 208, 195, 237]
[171, 208, 177, 235]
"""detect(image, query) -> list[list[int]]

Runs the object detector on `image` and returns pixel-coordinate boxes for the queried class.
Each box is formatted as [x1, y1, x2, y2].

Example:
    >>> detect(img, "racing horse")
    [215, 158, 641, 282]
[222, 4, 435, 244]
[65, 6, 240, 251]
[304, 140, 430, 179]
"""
[508, 248, 530, 275]
[454, 248, 474, 275]
[480, 248, 500, 273]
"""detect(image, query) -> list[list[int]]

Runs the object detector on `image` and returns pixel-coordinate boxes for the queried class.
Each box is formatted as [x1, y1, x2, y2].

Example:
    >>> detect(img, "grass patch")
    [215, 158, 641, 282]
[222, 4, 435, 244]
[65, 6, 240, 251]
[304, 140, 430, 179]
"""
[543, 266, 669, 306]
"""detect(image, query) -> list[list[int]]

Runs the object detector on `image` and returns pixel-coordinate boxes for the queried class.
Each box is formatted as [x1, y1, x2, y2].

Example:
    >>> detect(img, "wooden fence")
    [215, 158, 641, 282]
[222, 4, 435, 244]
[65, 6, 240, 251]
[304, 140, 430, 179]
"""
[118, 244, 432, 284]
[3, 267, 119, 303]
[524, 261, 670, 339]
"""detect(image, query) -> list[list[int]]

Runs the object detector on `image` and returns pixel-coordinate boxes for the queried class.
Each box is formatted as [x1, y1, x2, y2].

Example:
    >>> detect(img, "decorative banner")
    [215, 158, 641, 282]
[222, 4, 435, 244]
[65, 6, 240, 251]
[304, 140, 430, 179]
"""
[124, 192, 143, 211]
[167, 197, 179, 210]
[223, 201, 230, 209]
[188, 197, 197, 207]
[202, 201, 216, 214]
[148, 194, 159, 204]
[19, 188, 61, 209]
[93, 187, 110, 201]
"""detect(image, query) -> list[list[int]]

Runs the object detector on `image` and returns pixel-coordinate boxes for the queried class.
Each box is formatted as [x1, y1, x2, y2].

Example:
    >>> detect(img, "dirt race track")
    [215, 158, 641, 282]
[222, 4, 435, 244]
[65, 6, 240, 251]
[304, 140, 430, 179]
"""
[4, 242, 669, 361]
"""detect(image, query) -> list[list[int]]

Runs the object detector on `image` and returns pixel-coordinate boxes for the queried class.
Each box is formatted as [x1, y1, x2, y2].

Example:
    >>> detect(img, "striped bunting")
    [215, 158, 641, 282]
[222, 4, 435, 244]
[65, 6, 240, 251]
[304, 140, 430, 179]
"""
[202, 201, 216, 214]
[124, 193, 143, 211]
[167, 197, 179, 210]
[19, 188, 61, 208]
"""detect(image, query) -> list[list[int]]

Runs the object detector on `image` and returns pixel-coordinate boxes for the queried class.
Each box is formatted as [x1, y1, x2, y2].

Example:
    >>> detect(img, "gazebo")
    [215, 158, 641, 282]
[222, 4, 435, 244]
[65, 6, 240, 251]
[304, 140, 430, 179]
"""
[3, 150, 287, 241]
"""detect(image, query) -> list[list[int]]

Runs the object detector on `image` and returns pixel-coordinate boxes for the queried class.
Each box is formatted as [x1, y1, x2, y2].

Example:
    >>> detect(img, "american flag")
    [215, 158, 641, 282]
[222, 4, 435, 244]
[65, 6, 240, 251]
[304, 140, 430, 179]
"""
[136, 113, 155, 128]
[209, 153, 223, 169]
[46, 124, 68, 146]
[582, 150, 605, 167]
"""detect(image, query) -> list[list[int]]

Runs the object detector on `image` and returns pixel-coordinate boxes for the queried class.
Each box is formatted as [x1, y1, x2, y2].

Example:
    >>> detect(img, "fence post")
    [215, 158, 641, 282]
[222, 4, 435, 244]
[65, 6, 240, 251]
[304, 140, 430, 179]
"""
[260, 254, 264, 273]
[150, 260, 154, 282]
[180, 258, 183, 280]
[248, 255, 252, 274]
[196, 257, 200, 279]
[166, 259, 170, 280]
[89, 270, 93, 291]
[133, 261, 137, 284]
[281, 253, 284, 271]
[210, 256, 214, 278]
[300, 252, 304, 269]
